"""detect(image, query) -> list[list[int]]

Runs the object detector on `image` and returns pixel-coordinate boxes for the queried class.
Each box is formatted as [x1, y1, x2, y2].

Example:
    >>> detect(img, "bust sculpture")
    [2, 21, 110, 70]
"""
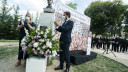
[44, 0, 55, 13]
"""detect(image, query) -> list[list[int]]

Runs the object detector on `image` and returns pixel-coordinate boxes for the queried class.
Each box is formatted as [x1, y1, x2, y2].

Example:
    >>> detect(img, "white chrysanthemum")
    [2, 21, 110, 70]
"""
[46, 29, 49, 33]
[37, 32, 40, 35]
[41, 31, 43, 34]
[46, 41, 52, 48]
[39, 39, 44, 42]
[33, 42, 39, 48]
[47, 39, 50, 42]
[42, 46, 46, 49]
[21, 37, 26, 43]
[21, 42, 25, 46]
[37, 47, 40, 50]
[44, 34, 47, 38]
[24, 28, 29, 35]
[52, 51, 57, 57]
[52, 35, 57, 40]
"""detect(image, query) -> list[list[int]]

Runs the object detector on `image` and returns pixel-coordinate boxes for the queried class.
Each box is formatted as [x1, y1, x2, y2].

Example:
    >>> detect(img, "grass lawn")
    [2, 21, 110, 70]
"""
[0, 40, 19, 42]
[72, 54, 128, 72]
[0, 46, 128, 72]
[0, 46, 18, 60]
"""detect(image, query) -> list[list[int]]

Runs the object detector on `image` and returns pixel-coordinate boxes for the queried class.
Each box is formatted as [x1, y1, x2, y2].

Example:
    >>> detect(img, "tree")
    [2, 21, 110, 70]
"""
[0, 0, 20, 39]
[12, 5, 20, 39]
[67, 2, 77, 10]
[0, 0, 13, 39]
[84, 0, 126, 36]
[85, 1, 108, 35]
[123, 5, 128, 38]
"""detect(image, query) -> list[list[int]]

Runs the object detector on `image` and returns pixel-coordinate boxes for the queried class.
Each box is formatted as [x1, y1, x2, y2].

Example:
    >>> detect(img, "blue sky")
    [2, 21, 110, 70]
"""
[1, 0, 128, 19]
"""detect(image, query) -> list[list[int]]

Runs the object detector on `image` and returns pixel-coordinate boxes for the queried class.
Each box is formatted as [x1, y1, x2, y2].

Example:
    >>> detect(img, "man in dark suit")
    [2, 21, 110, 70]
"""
[103, 37, 107, 50]
[111, 37, 115, 51]
[115, 36, 121, 52]
[120, 38, 126, 52]
[54, 11, 74, 72]
[126, 40, 128, 51]
[95, 37, 99, 49]
[106, 37, 110, 54]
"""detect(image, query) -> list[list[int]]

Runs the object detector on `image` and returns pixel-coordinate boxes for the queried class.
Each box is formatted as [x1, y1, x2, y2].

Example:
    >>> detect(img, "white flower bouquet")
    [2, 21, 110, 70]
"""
[21, 24, 59, 58]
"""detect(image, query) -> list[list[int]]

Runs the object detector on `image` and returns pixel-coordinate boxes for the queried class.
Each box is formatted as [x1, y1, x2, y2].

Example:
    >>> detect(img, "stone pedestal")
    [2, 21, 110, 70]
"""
[26, 57, 47, 72]
[86, 37, 92, 55]
[39, 12, 55, 34]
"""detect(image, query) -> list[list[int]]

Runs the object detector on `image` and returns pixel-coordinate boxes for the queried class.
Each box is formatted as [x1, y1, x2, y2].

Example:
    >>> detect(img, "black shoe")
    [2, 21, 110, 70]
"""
[64, 69, 69, 72]
[54, 66, 63, 70]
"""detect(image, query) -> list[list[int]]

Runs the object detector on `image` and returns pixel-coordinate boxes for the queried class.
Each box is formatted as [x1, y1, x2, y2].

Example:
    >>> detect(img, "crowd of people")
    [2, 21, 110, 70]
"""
[91, 36, 128, 53]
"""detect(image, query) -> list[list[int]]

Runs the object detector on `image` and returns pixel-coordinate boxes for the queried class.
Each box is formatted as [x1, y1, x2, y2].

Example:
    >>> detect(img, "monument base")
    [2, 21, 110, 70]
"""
[26, 57, 47, 72]
[43, 8, 55, 13]
[70, 50, 97, 65]
[39, 12, 55, 34]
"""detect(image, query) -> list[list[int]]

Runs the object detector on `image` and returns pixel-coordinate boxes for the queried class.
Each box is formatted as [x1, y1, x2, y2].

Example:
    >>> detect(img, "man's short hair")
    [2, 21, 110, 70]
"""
[64, 11, 71, 18]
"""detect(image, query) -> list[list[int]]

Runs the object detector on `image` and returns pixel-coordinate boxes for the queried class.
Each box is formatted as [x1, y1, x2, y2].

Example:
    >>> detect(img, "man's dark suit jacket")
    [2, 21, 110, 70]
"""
[56, 20, 74, 43]
[115, 37, 121, 44]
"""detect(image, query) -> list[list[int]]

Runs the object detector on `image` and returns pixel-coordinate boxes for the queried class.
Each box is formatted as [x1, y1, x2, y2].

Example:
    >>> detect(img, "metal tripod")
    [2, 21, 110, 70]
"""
[102, 46, 116, 57]
[102, 31, 116, 57]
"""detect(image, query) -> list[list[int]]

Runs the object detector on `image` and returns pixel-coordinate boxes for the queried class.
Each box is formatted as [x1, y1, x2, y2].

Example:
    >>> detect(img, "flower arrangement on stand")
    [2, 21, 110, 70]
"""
[21, 24, 59, 65]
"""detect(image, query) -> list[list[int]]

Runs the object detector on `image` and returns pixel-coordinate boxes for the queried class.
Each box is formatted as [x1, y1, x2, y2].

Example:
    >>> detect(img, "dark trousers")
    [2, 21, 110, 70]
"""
[106, 43, 110, 53]
[59, 42, 70, 69]
[18, 37, 28, 60]
[115, 44, 119, 52]
[99, 42, 102, 48]
[120, 44, 125, 52]
[126, 45, 128, 51]
[96, 43, 100, 49]
[112, 43, 115, 51]
[103, 43, 106, 50]
[91, 42, 95, 48]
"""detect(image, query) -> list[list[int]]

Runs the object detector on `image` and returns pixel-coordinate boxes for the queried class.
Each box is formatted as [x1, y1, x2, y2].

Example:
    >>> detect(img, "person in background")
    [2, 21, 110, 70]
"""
[91, 37, 95, 48]
[99, 36, 103, 48]
[15, 13, 35, 67]
[120, 37, 126, 52]
[96, 36, 99, 49]
[111, 37, 115, 51]
[106, 37, 110, 54]
[114, 36, 120, 52]
[103, 37, 107, 50]
[126, 39, 128, 52]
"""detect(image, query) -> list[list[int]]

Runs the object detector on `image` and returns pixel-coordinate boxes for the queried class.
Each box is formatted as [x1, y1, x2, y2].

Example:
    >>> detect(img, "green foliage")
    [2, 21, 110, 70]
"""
[123, 5, 128, 38]
[0, 0, 20, 40]
[47, 57, 55, 66]
[85, 0, 126, 36]
[67, 2, 78, 10]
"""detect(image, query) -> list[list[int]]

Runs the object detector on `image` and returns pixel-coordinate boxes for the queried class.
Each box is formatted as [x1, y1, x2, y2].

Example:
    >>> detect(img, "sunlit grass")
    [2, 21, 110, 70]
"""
[0, 46, 18, 60]
[72, 54, 128, 72]
[0, 40, 18, 42]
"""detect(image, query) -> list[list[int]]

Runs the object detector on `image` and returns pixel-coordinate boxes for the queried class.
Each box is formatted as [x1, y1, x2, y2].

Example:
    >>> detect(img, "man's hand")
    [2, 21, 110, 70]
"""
[54, 21, 59, 26]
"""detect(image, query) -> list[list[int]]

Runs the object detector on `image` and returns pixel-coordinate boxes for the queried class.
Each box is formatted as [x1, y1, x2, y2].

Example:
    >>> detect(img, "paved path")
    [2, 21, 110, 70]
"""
[91, 48, 128, 67]
[0, 42, 18, 47]
[0, 56, 74, 72]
